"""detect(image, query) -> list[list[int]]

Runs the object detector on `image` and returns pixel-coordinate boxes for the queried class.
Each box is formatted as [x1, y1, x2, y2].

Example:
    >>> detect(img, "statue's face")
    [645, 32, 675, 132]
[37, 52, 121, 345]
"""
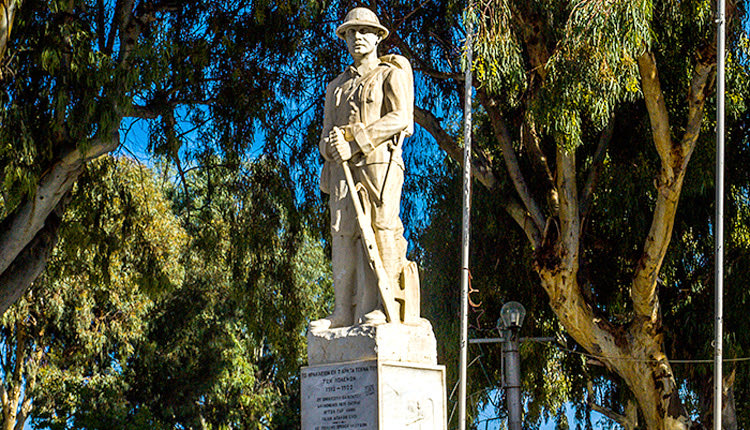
[345, 26, 381, 58]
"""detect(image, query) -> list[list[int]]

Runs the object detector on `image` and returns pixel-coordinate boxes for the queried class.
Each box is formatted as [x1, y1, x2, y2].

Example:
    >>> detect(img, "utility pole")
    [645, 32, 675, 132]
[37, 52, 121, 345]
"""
[714, 0, 726, 428]
[502, 327, 522, 430]
[498, 301, 526, 430]
[458, 7, 473, 430]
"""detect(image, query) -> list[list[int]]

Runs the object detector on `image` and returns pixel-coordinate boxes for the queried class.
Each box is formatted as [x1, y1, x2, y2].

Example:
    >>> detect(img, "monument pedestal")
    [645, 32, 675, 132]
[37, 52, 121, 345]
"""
[301, 359, 445, 430]
[307, 320, 437, 366]
[302, 322, 446, 430]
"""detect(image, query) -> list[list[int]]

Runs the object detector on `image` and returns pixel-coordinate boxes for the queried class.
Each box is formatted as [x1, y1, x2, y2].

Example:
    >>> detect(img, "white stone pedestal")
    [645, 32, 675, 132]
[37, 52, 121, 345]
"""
[307, 321, 437, 366]
[301, 359, 446, 430]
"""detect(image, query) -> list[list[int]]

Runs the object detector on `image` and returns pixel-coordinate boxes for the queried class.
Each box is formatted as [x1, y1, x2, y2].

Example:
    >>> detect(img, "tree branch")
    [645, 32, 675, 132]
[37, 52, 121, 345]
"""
[521, 115, 554, 191]
[96, 0, 105, 52]
[514, 3, 553, 182]
[579, 116, 615, 216]
[13, 396, 30, 430]
[0, 0, 19, 68]
[0, 366, 7, 428]
[0, 133, 118, 292]
[390, 33, 462, 81]
[118, 0, 182, 64]
[589, 399, 638, 430]
[414, 107, 498, 189]
[479, 90, 546, 233]
[680, 59, 714, 161]
[414, 106, 542, 247]
[515, 5, 550, 81]
[637, 52, 674, 180]
[503, 195, 542, 246]
[516, 11, 556, 218]
[631, 53, 715, 321]
[14, 339, 44, 430]
[105, 0, 125, 55]
[521, 114, 558, 216]
[586, 380, 635, 429]
[0, 203, 63, 316]
[3, 321, 27, 428]
[556, 144, 580, 271]
[129, 104, 160, 119]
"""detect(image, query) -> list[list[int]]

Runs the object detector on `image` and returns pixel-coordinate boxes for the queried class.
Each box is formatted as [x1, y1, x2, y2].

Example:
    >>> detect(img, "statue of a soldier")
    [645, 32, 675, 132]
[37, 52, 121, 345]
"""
[313, 8, 417, 329]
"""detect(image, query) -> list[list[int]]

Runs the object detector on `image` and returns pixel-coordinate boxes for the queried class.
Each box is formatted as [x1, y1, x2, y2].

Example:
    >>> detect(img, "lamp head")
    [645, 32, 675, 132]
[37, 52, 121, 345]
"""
[498, 301, 526, 330]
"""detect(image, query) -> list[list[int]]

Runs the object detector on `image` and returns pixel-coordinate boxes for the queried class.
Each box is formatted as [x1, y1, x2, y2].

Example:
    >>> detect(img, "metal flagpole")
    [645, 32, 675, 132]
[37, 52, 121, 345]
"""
[714, 0, 725, 429]
[458, 8, 473, 430]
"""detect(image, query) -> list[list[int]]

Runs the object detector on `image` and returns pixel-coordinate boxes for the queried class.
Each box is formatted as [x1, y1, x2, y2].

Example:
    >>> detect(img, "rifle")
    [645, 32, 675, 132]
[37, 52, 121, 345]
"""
[340, 160, 399, 323]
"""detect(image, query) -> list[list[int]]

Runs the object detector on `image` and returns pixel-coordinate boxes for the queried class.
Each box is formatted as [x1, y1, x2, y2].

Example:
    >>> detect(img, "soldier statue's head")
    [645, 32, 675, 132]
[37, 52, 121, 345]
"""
[336, 8, 389, 60]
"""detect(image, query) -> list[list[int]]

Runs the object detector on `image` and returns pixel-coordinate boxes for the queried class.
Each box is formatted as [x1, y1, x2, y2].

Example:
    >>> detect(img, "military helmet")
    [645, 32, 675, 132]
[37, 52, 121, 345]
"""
[336, 7, 389, 40]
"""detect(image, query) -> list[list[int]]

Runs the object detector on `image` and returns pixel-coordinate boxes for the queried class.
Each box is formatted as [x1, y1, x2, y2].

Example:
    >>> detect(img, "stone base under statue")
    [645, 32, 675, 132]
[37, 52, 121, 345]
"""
[303, 322, 445, 429]
[307, 320, 437, 366]
[301, 359, 446, 430]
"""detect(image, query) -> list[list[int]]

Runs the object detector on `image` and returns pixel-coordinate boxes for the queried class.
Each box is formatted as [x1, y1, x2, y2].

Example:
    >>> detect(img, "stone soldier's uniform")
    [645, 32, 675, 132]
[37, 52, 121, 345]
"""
[319, 13, 414, 326]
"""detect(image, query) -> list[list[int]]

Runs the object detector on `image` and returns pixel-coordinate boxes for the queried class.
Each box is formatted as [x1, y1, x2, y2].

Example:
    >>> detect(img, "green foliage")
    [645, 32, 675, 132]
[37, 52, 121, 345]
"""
[0, 157, 184, 430]
[417, 161, 588, 429]
[1, 0, 122, 208]
[425, 0, 750, 427]
[470, 0, 650, 148]
[124, 157, 331, 429]
[0, 156, 331, 429]
[466, 1, 526, 106]
[1, 0, 336, 427]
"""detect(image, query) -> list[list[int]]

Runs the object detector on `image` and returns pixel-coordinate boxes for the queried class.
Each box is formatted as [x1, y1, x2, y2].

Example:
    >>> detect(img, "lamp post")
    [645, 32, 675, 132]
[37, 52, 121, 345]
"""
[498, 301, 525, 430]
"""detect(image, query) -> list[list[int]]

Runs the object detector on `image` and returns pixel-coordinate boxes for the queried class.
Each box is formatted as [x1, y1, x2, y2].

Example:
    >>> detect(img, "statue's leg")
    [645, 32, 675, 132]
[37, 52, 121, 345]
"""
[353, 236, 380, 324]
[310, 233, 356, 330]
[327, 233, 356, 327]
[311, 172, 357, 329]
[372, 165, 407, 287]
[351, 166, 389, 325]
[374, 229, 405, 286]
[354, 164, 407, 325]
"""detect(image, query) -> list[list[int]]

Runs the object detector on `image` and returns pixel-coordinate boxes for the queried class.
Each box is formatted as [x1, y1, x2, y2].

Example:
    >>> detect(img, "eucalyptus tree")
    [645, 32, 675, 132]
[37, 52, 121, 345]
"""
[0, 1, 20, 69]
[385, 1, 749, 428]
[0, 155, 331, 430]
[0, 2, 332, 426]
[2, 0, 749, 428]
[0, 0, 330, 313]
[0, 156, 185, 430]
[123, 157, 331, 429]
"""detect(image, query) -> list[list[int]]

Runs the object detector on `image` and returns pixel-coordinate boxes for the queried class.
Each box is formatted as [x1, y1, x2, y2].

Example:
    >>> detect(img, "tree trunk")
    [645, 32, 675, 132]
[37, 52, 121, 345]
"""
[701, 369, 739, 429]
[0, 0, 150, 314]
[0, 136, 118, 315]
[722, 371, 738, 430]
[536, 268, 691, 430]
[452, 5, 717, 429]
[1, 322, 25, 430]
[531, 144, 693, 430]
[0, 0, 19, 68]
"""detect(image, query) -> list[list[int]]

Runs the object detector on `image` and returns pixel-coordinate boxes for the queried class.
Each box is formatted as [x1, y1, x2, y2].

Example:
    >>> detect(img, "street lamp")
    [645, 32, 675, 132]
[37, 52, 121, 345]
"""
[499, 301, 526, 330]
[497, 301, 525, 430]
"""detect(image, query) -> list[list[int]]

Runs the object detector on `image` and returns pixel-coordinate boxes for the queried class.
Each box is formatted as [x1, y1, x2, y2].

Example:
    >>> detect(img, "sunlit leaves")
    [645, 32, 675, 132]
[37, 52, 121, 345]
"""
[0, 154, 331, 429]
[469, 0, 651, 148]
[0, 156, 185, 430]
[466, 0, 526, 105]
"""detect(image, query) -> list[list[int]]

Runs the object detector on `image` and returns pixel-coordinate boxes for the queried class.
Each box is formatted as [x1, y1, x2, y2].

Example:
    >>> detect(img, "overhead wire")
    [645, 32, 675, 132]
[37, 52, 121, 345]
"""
[521, 337, 750, 365]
